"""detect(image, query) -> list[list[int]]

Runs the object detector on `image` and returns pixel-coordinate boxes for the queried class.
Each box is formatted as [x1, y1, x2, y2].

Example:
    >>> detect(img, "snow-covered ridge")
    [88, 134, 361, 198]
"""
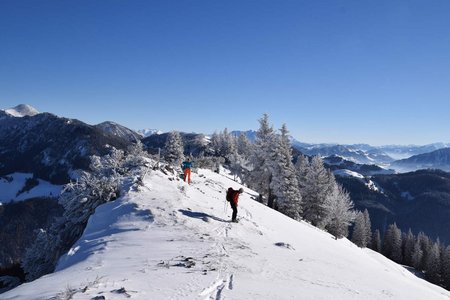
[2, 104, 39, 117]
[137, 128, 163, 137]
[3, 168, 450, 299]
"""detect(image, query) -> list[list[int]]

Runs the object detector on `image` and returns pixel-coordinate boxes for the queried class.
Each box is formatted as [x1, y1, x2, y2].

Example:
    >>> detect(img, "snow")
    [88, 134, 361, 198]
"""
[0, 173, 62, 203]
[2, 104, 39, 117]
[137, 128, 163, 137]
[333, 169, 365, 179]
[3, 168, 450, 299]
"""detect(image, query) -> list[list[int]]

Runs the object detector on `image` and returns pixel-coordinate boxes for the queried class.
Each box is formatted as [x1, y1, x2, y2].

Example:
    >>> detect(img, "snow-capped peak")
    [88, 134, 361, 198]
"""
[3, 104, 39, 117]
[137, 128, 163, 137]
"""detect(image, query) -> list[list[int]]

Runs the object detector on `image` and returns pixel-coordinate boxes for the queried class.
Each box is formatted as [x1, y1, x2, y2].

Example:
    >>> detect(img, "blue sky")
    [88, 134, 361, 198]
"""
[1, 1, 449, 145]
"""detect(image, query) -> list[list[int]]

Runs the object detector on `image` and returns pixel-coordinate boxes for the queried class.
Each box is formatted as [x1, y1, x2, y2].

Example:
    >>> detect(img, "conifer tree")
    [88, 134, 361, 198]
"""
[403, 229, 415, 266]
[322, 182, 356, 239]
[363, 209, 372, 246]
[248, 114, 275, 206]
[210, 131, 221, 156]
[220, 128, 236, 160]
[352, 211, 367, 247]
[301, 155, 334, 227]
[383, 223, 403, 263]
[442, 246, 450, 288]
[164, 131, 184, 165]
[237, 132, 252, 158]
[412, 240, 424, 270]
[294, 154, 309, 192]
[371, 229, 382, 253]
[417, 231, 431, 270]
[268, 124, 302, 219]
[425, 242, 441, 284]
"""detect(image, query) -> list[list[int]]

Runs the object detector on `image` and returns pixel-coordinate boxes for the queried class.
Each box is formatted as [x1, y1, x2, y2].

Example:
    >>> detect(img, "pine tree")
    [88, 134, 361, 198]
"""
[294, 154, 309, 192]
[210, 131, 221, 156]
[442, 246, 450, 289]
[363, 209, 372, 247]
[412, 240, 424, 270]
[371, 229, 382, 253]
[425, 242, 441, 284]
[322, 182, 356, 239]
[417, 231, 431, 270]
[403, 229, 415, 266]
[383, 223, 403, 263]
[220, 128, 236, 160]
[301, 155, 334, 228]
[352, 211, 367, 247]
[268, 124, 302, 219]
[248, 114, 275, 206]
[164, 131, 184, 165]
[237, 132, 252, 158]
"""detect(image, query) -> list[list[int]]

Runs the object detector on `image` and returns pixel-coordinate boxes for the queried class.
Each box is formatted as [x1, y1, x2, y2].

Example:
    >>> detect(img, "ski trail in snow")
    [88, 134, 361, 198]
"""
[199, 273, 234, 300]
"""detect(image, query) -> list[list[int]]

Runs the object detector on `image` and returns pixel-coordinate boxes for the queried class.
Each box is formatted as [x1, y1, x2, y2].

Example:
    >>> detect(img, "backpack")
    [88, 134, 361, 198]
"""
[226, 187, 234, 202]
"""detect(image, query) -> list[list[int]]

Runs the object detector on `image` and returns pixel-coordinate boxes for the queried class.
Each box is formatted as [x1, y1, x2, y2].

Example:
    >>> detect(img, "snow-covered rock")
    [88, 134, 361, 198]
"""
[3, 168, 450, 299]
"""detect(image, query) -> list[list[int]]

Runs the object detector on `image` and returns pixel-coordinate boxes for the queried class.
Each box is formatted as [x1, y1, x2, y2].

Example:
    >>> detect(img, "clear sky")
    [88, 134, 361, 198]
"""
[1, 1, 449, 145]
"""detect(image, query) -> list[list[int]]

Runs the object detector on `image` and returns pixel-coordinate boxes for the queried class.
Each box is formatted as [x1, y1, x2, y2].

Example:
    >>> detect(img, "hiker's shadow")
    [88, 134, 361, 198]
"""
[178, 209, 228, 223]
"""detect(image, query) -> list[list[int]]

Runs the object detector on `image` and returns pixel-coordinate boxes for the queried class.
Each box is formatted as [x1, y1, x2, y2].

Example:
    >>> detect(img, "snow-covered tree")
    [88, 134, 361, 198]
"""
[248, 114, 275, 206]
[237, 132, 252, 158]
[352, 211, 368, 247]
[268, 124, 302, 220]
[412, 240, 424, 270]
[301, 155, 334, 228]
[425, 242, 441, 284]
[363, 209, 372, 246]
[371, 229, 382, 252]
[322, 183, 356, 239]
[220, 128, 236, 160]
[442, 246, 450, 288]
[164, 131, 184, 165]
[402, 229, 415, 266]
[383, 223, 403, 263]
[210, 131, 221, 156]
[416, 231, 432, 270]
[294, 154, 309, 192]
[228, 149, 246, 182]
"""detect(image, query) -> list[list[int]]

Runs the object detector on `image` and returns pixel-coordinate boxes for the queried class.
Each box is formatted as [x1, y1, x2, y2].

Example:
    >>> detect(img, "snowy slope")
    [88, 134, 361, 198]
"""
[0, 173, 62, 204]
[3, 168, 450, 299]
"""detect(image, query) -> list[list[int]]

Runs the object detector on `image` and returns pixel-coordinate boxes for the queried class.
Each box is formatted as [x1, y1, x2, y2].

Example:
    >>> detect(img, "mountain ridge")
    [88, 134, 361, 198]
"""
[3, 167, 450, 299]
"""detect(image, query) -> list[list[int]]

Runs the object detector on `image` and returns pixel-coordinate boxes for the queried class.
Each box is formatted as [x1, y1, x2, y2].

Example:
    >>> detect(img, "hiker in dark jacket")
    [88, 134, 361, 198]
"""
[227, 187, 244, 223]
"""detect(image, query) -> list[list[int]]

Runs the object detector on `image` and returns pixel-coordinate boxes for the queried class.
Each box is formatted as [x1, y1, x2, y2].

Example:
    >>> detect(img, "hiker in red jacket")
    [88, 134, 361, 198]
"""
[227, 187, 244, 223]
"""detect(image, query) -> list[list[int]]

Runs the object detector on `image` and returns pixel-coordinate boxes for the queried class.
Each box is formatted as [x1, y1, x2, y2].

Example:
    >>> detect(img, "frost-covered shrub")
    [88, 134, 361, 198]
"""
[22, 147, 149, 281]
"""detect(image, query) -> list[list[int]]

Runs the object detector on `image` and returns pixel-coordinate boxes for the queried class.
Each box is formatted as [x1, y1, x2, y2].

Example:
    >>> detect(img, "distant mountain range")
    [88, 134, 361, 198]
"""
[0, 105, 133, 185]
[229, 130, 450, 171]
[391, 148, 450, 172]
